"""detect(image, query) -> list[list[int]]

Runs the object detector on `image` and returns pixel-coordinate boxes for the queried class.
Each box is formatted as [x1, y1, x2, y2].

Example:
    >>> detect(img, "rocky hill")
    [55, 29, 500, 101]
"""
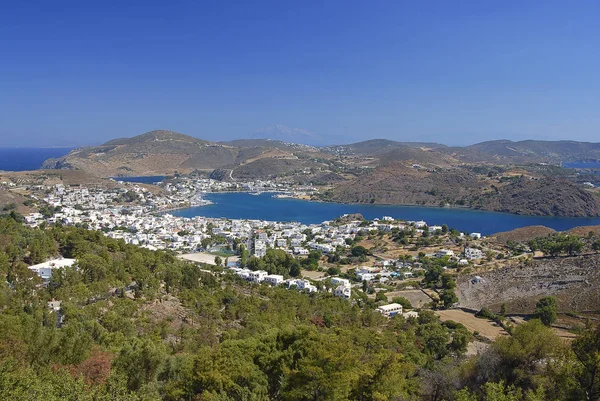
[42, 130, 239, 176]
[325, 164, 600, 217]
[326, 163, 483, 206]
[476, 177, 600, 217]
[41, 130, 332, 178]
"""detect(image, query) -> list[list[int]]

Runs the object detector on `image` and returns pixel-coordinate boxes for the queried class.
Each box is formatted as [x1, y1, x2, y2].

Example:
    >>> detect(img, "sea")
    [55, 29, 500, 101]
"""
[0, 148, 73, 171]
[168, 192, 600, 235]
[112, 176, 168, 184]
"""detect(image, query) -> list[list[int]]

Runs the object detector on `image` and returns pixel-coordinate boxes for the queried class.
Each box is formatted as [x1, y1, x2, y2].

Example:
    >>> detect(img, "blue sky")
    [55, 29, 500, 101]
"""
[1, 1, 598, 147]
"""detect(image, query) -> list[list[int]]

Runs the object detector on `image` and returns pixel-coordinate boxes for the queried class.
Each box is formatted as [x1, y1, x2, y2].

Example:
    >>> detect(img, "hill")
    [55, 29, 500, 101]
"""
[325, 163, 484, 206]
[324, 139, 448, 157]
[476, 177, 600, 217]
[325, 164, 600, 217]
[463, 139, 600, 163]
[41, 130, 313, 177]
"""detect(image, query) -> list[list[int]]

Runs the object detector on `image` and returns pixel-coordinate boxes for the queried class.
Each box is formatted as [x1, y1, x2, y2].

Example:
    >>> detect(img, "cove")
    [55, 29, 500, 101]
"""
[167, 192, 600, 235]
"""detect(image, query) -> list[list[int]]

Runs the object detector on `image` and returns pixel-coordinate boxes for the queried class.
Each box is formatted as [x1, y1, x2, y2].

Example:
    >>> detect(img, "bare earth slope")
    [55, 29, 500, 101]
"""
[457, 254, 600, 313]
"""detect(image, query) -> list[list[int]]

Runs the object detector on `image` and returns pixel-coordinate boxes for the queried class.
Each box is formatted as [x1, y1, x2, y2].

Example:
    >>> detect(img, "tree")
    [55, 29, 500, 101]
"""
[490, 320, 561, 388]
[592, 240, 600, 253]
[391, 296, 412, 310]
[214, 256, 223, 266]
[375, 291, 387, 303]
[440, 289, 458, 309]
[113, 338, 167, 391]
[570, 322, 600, 401]
[351, 245, 368, 257]
[417, 322, 451, 360]
[239, 245, 249, 267]
[535, 296, 558, 326]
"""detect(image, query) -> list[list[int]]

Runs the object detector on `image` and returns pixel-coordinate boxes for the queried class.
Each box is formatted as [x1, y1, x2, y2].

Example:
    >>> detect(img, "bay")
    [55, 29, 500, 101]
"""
[168, 192, 600, 235]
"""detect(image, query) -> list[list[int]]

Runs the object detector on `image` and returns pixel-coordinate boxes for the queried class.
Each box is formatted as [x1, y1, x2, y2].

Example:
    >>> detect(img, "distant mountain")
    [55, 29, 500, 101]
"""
[250, 125, 343, 146]
[323, 139, 448, 156]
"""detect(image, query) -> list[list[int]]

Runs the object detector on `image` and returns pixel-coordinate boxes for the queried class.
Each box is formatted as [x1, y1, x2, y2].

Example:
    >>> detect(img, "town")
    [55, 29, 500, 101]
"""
[18, 179, 504, 320]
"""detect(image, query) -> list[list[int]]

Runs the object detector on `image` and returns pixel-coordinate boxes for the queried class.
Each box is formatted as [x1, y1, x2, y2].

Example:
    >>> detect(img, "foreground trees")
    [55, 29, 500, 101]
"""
[0, 215, 599, 400]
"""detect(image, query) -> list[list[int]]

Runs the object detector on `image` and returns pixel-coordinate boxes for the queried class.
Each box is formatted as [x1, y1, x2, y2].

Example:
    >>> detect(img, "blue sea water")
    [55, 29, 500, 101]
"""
[0, 148, 73, 171]
[168, 192, 600, 235]
[563, 162, 600, 169]
[112, 176, 168, 184]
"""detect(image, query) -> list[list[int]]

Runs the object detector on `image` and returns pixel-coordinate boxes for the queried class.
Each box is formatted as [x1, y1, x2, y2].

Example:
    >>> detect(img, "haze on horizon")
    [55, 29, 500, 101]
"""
[1, 1, 598, 147]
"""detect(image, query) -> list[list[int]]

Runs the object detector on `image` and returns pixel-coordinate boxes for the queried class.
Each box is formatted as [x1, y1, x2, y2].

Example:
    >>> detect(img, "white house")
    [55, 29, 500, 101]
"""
[254, 240, 267, 258]
[263, 274, 284, 286]
[356, 272, 375, 282]
[435, 249, 455, 258]
[249, 270, 268, 283]
[429, 225, 443, 233]
[334, 285, 352, 299]
[294, 247, 309, 255]
[376, 303, 403, 317]
[330, 277, 350, 288]
[464, 247, 483, 260]
[470, 232, 482, 239]
[296, 279, 317, 293]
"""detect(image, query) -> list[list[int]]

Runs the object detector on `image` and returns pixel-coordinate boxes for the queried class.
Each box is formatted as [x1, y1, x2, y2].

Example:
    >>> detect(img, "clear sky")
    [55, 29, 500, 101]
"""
[1, 1, 598, 147]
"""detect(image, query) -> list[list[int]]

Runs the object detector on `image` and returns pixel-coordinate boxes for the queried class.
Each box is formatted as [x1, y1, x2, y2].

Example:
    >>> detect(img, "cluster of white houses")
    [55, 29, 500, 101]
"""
[229, 268, 319, 292]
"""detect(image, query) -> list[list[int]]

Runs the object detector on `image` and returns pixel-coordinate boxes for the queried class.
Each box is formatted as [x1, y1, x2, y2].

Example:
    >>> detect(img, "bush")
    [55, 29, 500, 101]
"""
[535, 296, 558, 326]
[391, 296, 413, 310]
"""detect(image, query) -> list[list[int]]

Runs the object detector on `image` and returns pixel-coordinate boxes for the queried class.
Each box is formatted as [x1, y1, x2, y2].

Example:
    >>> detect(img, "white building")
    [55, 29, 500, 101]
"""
[29, 258, 77, 282]
[464, 247, 483, 260]
[330, 277, 350, 288]
[294, 247, 309, 255]
[296, 279, 317, 293]
[333, 285, 352, 299]
[249, 270, 268, 283]
[263, 274, 284, 286]
[376, 303, 403, 317]
[435, 249, 455, 258]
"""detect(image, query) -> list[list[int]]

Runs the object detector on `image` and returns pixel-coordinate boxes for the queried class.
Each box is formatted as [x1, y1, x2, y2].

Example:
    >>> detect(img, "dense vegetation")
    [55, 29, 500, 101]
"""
[1, 215, 600, 400]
